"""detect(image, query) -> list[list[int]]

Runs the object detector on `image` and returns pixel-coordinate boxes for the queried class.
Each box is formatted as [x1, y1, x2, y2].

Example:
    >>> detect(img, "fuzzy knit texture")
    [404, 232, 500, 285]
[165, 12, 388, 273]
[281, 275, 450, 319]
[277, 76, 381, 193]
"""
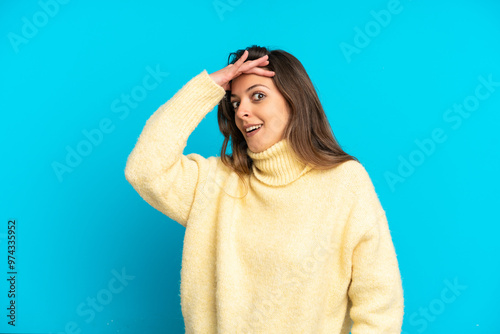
[124, 69, 405, 333]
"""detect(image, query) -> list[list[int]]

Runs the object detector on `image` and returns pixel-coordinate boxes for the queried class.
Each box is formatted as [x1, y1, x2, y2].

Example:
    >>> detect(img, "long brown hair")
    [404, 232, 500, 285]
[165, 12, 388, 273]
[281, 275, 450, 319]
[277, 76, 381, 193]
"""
[217, 45, 358, 194]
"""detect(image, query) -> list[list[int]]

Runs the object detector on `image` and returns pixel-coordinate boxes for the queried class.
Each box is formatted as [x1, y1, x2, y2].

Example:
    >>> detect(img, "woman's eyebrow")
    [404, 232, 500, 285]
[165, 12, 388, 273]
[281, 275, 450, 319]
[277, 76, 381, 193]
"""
[230, 84, 269, 98]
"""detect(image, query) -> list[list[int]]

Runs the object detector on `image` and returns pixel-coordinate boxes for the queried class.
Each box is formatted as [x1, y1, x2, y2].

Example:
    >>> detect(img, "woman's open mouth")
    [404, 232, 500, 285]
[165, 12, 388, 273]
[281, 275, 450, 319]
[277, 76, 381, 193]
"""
[246, 124, 263, 137]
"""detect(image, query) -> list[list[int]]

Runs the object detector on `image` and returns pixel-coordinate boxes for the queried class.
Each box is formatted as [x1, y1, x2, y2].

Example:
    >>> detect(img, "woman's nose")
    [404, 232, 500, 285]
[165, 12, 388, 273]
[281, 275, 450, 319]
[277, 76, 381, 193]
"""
[236, 100, 250, 117]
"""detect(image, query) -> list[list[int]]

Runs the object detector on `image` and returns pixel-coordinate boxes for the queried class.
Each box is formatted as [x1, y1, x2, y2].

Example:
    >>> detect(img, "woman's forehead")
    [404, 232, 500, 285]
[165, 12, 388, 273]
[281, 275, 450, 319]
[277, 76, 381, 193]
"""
[231, 74, 275, 94]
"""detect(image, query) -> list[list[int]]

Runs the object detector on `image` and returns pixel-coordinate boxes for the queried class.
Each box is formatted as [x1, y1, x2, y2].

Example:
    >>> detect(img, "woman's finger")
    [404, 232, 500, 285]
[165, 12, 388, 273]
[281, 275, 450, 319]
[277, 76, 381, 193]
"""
[245, 67, 275, 77]
[234, 50, 249, 67]
[228, 53, 272, 83]
[238, 56, 269, 73]
[227, 51, 250, 78]
[236, 53, 267, 69]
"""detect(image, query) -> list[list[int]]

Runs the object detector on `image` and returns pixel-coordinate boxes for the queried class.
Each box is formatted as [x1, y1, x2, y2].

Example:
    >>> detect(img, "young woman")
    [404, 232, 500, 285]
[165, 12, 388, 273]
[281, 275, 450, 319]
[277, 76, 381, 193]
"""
[125, 45, 404, 333]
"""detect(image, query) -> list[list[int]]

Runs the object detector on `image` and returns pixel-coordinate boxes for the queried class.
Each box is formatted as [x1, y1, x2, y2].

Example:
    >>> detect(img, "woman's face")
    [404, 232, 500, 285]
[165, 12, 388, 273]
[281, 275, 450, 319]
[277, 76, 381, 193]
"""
[230, 73, 290, 153]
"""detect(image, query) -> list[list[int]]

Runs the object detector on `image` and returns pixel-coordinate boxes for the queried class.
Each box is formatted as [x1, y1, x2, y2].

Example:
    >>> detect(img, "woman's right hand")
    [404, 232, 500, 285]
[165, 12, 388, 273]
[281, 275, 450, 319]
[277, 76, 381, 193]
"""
[209, 50, 275, 91]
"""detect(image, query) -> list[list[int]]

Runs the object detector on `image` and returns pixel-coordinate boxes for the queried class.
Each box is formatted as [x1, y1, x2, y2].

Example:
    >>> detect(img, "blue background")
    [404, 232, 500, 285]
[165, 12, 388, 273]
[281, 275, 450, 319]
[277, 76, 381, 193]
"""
[1, 0, 499, 333]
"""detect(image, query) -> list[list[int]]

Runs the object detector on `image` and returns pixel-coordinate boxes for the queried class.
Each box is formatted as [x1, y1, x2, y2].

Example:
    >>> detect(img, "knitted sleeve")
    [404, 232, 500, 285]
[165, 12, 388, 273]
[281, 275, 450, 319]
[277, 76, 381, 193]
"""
[124, 70, 226, 227]
[344, 163, 405, 333]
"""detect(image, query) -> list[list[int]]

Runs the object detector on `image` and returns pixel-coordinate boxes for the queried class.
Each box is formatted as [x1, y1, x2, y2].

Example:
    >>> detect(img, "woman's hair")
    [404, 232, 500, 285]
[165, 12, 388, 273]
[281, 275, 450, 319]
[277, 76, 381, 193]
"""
[217, 45, 358, 194]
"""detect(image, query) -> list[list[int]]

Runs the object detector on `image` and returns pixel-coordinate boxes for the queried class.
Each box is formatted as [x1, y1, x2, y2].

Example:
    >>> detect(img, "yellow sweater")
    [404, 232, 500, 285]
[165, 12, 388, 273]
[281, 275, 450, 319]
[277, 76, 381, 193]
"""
[124, 70, 405, 333]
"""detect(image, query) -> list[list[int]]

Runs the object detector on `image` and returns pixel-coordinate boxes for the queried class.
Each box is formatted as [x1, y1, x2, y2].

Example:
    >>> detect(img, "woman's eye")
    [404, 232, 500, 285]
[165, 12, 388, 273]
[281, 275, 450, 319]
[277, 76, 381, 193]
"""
[231, 92, 265, 110]
[253, 92, 265, 100]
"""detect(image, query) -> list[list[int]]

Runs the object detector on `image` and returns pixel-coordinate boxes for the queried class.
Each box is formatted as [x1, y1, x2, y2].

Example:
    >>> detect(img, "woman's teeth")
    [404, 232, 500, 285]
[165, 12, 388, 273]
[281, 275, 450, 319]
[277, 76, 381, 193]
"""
[246, 124, 263, 133]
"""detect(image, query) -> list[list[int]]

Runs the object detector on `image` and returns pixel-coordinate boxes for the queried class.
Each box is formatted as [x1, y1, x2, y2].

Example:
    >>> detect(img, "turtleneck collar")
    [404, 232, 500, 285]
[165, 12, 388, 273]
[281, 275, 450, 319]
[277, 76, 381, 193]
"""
[246, 138, 313, 186]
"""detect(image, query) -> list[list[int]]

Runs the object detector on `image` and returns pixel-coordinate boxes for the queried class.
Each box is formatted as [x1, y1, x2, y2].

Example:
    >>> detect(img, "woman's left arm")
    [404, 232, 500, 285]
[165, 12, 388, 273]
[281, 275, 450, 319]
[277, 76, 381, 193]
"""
[341, 161, 405, 333]
[348, 210, 405, 334]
